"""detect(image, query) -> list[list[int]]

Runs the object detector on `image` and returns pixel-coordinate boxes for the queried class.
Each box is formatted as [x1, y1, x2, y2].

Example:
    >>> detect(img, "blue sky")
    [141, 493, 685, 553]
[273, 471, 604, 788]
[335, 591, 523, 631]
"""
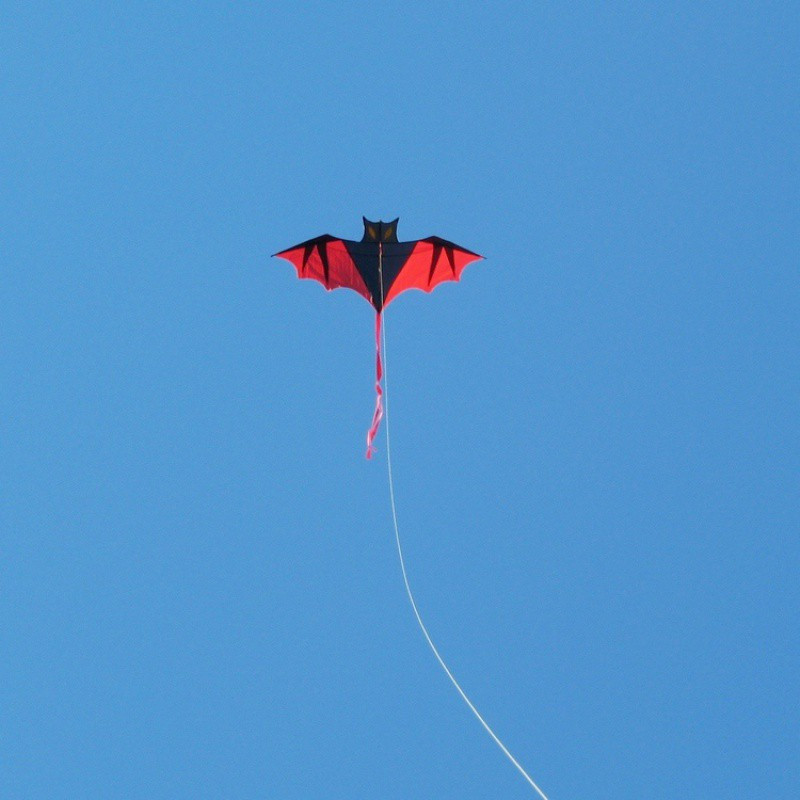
[3, 3, 798, 798]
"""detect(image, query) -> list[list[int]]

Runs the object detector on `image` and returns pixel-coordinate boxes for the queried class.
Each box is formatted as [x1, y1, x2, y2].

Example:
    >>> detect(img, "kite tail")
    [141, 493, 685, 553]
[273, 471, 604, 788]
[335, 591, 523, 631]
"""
[366, 311, 384, 459]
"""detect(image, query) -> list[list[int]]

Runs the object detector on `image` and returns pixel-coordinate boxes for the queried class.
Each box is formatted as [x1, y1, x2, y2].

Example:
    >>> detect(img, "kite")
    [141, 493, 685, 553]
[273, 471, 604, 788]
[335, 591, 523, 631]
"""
[273, 218, 549, 799]
[274, 217, 482, 458]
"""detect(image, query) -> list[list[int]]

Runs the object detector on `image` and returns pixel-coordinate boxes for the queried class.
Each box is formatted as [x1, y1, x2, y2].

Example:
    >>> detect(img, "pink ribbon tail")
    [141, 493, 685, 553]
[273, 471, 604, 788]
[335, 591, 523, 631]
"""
[366, 312, 384, 459]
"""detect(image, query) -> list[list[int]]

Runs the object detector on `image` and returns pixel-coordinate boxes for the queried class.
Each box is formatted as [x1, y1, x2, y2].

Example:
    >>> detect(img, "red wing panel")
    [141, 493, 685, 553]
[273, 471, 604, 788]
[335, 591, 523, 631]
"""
[383, 238, 483, 308]
[274, 237, 372, 305]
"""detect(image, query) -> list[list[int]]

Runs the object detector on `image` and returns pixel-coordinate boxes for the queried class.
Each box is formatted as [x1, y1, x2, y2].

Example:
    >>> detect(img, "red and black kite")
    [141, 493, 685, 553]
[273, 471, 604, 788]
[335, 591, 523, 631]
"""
[274, 218, 483, 457]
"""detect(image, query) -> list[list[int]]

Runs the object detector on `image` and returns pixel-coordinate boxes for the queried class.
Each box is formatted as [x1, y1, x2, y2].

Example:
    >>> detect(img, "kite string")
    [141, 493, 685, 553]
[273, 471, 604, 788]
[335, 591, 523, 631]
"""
[377, 258, 549, 800]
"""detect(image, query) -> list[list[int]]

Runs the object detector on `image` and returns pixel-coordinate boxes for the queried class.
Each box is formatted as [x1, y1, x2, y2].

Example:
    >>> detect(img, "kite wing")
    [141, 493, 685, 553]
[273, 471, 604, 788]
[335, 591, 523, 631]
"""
[273, 234, 374, 307]
[382, 236, 483, 308]
[274, 222, 483, 312]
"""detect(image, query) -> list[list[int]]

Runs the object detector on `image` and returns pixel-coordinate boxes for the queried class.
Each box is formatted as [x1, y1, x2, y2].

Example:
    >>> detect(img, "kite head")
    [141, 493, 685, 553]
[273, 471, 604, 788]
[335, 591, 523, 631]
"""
[362, 217, 399, 244]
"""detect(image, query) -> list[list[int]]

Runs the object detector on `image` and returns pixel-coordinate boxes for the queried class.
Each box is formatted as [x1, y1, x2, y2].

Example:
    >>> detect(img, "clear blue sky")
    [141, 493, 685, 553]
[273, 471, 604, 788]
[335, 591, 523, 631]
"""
[3, 3, 798, 798]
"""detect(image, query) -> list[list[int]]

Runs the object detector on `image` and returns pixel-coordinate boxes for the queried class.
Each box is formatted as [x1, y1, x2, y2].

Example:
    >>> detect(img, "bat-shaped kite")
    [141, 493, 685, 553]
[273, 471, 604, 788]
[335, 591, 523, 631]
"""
[272, 218, 550, 799]
[274, 217, 483, 457]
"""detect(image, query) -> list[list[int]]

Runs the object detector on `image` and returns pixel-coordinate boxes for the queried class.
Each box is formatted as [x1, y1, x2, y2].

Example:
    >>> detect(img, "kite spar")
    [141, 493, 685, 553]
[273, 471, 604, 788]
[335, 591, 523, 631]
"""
[274, 218, 549, 799]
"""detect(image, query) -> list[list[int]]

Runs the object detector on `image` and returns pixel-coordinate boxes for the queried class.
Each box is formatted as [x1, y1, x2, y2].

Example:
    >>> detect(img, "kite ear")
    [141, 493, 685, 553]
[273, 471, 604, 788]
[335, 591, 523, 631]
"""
[382, 217, 400, 242]
[362, 217, 379, 242]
